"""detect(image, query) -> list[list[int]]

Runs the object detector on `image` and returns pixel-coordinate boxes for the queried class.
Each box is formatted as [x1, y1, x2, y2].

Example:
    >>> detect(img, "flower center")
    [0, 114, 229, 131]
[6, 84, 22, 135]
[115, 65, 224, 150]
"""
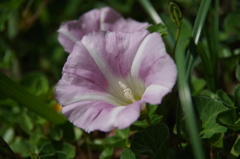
[118, 81, 136, 103]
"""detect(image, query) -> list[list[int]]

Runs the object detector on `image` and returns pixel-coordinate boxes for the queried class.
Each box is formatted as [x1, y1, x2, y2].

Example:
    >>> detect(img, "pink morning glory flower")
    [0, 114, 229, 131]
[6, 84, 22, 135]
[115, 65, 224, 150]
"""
[55, 30, 177, 133]
[58, 7, 149, 53]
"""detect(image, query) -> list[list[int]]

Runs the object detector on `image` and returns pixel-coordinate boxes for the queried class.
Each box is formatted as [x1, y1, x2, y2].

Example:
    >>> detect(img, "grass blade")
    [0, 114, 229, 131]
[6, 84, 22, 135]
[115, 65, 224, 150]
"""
[0, 72, 66, 125]
[197, 42, 216, 91]
[186, 0, 212, 77]
[176, 38, 205, 159]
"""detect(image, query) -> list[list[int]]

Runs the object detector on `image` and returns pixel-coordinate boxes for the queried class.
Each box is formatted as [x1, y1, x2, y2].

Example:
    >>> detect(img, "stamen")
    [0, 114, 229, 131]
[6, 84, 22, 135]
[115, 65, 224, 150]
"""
[118, 81, 136, 103]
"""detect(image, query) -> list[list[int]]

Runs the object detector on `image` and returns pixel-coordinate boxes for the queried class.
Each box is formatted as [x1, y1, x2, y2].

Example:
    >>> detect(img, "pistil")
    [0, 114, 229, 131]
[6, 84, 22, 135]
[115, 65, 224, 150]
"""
[118, 81, 136, 103]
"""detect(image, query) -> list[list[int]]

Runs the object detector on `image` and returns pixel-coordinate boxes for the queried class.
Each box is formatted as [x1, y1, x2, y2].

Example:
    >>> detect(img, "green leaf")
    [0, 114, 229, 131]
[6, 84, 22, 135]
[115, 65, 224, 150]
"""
[116, 127, 130, 139]
[230, 135, 240, 157]
[21, 72, 49, 96]
[200, 90, 218, 99]
[49, 125, 63, 141]
[216, 108, 240, 131]
[2, 127, 14, 143]
[168, 2, 182, 27]
[0, 72, 66, 125]
[193, 96, 227, 138]
[19, 111, 34, 134]
[190, 76, 206, 95]
[99, 148, 114, 159]
[234, 85, 240, 106]
[10, 137, 38, 158]
[130, 123, 169, 159]
[120, 149, 138, 159]
[105, 136, 127, 148]
[132, 115, 163, 128]
[224, 12, 240, 37]
[40, 141, 75, 159]
[210, 133, 224, 148]
[217, 90, 235, 107]
[147, 23, 168, 38]
[236, 64, 240, 82]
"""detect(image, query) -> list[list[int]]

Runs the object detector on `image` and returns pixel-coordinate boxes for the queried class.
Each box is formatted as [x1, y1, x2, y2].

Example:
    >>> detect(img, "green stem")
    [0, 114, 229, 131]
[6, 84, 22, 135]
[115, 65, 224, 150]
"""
[176, 101, 183, 150]
[138, 0, 163, 24]
[145, 115, 152, 126]
[172, 25, 182, 58]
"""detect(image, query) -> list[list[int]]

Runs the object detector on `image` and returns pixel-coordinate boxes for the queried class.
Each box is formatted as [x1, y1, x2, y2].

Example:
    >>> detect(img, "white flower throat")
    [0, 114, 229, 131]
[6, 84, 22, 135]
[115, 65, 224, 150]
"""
[118, 81, 136, 103]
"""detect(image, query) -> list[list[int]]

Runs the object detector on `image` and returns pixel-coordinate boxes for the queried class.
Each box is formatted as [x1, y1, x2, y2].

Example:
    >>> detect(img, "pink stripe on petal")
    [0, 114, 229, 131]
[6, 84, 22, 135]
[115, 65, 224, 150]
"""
[63, 41, 109, 90]
[81, 30, 150, 78]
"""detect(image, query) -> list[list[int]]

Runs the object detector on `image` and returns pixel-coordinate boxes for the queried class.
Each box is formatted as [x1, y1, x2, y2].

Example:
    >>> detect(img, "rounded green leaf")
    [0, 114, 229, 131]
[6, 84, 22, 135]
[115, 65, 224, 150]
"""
[130, 123, 170, 159]
[120, 149, 138, 159]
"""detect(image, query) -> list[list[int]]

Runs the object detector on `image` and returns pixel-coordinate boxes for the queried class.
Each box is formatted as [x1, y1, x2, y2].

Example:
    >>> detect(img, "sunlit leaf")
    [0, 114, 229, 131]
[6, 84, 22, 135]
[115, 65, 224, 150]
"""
[147, 23, 168, 37]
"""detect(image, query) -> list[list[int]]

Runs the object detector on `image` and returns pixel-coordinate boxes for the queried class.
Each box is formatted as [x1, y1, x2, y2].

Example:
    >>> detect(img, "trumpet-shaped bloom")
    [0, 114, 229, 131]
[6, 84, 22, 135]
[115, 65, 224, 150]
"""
[58, 7, 149, 53]
[55, 30, 177, 132]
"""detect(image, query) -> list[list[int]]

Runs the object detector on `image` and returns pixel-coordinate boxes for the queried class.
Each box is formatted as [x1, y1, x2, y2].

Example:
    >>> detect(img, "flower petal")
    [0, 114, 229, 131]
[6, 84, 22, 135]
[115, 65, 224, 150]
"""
[62, 100, 143, 132]
[81, 31, 149, 100]
[58, 9, 100, 53]
[81, 30, 150, 78]
[58, 7, 149, 53]
[55, 72, 124, 106]
[100, 7, 149, 31]
[131, 33, 177, 104]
